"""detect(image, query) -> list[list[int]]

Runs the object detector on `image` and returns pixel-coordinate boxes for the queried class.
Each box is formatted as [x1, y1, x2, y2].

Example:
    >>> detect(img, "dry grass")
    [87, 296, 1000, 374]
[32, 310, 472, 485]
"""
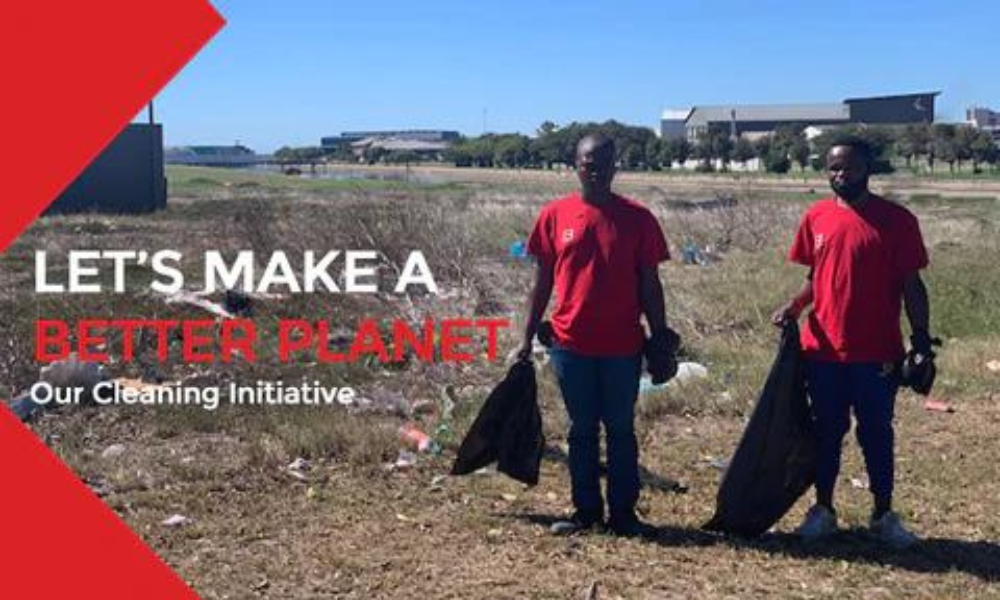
[2, 167, 999, 599]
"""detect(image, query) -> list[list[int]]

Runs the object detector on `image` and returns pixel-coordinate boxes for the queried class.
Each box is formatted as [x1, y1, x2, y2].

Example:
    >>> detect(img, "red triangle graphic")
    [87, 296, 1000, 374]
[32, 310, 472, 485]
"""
[0, 0, 226, 252]
[0, 407, 203, 598]
[0, 1, 224, 597]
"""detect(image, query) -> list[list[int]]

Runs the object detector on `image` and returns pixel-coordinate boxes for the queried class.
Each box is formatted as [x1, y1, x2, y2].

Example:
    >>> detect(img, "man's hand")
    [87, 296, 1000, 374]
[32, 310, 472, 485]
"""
[773, 276, 813, 328]
[901, 329, 941, 396]
[645, 328, 681, 385]
[516, 339, 534, 362]
[771, 302, 802, 328]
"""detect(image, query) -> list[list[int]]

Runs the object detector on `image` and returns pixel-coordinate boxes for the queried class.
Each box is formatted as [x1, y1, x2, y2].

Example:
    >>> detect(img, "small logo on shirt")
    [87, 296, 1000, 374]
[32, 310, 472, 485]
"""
[815, 233, 825, 252]
[562, 228, 575, 243]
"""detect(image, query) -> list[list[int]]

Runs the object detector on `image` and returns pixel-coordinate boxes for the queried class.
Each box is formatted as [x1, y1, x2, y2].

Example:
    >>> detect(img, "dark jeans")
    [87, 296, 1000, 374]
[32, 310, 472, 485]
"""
[548, 345, 642, 517]
[806, 360, 899, 507]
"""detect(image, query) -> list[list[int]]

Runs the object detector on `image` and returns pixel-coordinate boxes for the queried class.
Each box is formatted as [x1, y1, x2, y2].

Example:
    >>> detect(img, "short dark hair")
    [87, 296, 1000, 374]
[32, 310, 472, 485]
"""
[577, 132, 616, 157]
[827, 134, 874, 169]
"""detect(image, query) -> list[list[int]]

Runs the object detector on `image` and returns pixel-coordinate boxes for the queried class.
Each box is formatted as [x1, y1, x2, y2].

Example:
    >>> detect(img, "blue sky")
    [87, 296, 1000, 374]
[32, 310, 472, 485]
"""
[155, 0, 999, 152]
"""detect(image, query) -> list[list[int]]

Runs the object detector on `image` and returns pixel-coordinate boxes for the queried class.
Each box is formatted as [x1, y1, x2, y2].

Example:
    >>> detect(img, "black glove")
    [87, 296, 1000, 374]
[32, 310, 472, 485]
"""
[645, 328, 681, 385]
[900, 330, 941, 396]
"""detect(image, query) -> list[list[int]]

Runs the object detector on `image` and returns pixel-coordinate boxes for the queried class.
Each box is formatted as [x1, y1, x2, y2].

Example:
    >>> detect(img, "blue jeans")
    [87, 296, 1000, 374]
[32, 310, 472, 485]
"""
[806, 360, 899, 506]
[548, 345, 642, 516]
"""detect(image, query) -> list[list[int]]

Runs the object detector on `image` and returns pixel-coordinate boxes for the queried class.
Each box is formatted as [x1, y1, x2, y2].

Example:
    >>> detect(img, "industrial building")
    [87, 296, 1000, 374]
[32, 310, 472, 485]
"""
[661, 92, 939, 142]
[968, 106, 1000, 143]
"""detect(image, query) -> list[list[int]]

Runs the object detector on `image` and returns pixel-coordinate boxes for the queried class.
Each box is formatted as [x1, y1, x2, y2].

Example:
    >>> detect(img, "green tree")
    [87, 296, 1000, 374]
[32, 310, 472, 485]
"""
[932, 124, 958, 174]
[493, 134, 531, 168]
[733, 137, 756, 166]
[665, 138, 691, 167]
[954, 125, 979, 172]
[645, 137, 663, 170]
[970, 130, 998, 172]
[764, 148, 791, 173]
[537, 121, 559, 136]
[897, 124, 929, 170]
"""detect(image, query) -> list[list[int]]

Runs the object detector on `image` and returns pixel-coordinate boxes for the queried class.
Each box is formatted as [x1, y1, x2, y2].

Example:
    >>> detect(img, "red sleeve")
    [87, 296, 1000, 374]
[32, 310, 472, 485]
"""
[526, 207, 555, 265]
[638, 211, 670, 267]
[894, 212, 929, 276]
[789, 212, 814, 266]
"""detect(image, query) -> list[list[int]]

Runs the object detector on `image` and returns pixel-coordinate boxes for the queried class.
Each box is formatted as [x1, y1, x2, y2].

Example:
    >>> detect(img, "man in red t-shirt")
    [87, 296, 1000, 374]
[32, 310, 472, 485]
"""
[518, 133, 674, 537]
[773, 137, 935, 549]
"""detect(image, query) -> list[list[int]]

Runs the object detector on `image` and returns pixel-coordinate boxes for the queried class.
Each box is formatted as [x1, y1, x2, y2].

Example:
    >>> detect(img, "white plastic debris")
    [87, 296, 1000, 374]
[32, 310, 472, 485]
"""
[385, 450, 418, 472]
[162, 290, 233, 319]
[287, 457, 311, 472]
[100, 444, 126, 460]
[672, 362, 709, 384]
[162, 514, 190, 527]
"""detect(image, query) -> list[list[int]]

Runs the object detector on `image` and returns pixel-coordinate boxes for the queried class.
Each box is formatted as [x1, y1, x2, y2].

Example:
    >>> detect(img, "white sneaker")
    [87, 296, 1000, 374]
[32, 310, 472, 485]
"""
[795, 505, 838, 541]
[870, 511, 918, 549]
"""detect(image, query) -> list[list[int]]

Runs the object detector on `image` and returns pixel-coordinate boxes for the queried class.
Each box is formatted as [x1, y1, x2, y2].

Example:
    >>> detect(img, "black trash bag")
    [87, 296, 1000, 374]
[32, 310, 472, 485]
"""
[451, 360, 545, 486]
[703, 321, 816, 537]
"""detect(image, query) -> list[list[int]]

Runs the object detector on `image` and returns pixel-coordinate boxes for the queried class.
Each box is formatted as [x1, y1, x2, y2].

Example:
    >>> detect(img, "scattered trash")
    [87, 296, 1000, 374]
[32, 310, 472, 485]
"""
[410, 399, 436, 416]
[84, 477, 113, 498]
[287, 457, 311, 472]
[7, 393, 43, 422]
[681, 242, 707, 266]
[582, 581, 599, 600]
[305, 487, 319, 501]
[673, 362, 709, 384]
[433, 422, 453, 443]
[162, 290, 233, 319]
[639, 467, 688, 494]
[707, 457, 729, 471]
[639, 376, 667, 394]
[357, 388, 409, 417]
[924, 399, 954, 413]
[114, 378, 169, 394]
[486, 528, 504, 542]
[439, 385, 458, 421]
[501, 493, 518, 503]
[386, 450, 418, 472]
[987, 360, 1000, 373]
[6, 354, 109, 422]
[162, 514, 190, 527]
[284, 458, 311, 481]
[850, 477, 870, 490]
[100, 444, 126, 460]
[251, 579, 270, 592]
[223, 289, 253, 317]
[399, 423, 440, 454]
[40, 354, 106, 390]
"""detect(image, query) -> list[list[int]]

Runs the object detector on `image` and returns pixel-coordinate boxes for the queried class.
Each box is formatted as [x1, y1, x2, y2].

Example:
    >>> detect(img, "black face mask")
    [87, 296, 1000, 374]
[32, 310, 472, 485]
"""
[831, 177, 868, 202]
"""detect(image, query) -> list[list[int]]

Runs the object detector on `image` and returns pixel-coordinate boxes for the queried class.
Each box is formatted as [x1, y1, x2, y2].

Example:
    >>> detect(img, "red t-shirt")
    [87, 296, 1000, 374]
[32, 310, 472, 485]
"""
[527, 192, 669, 357]
[789, 195, 928, 363]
